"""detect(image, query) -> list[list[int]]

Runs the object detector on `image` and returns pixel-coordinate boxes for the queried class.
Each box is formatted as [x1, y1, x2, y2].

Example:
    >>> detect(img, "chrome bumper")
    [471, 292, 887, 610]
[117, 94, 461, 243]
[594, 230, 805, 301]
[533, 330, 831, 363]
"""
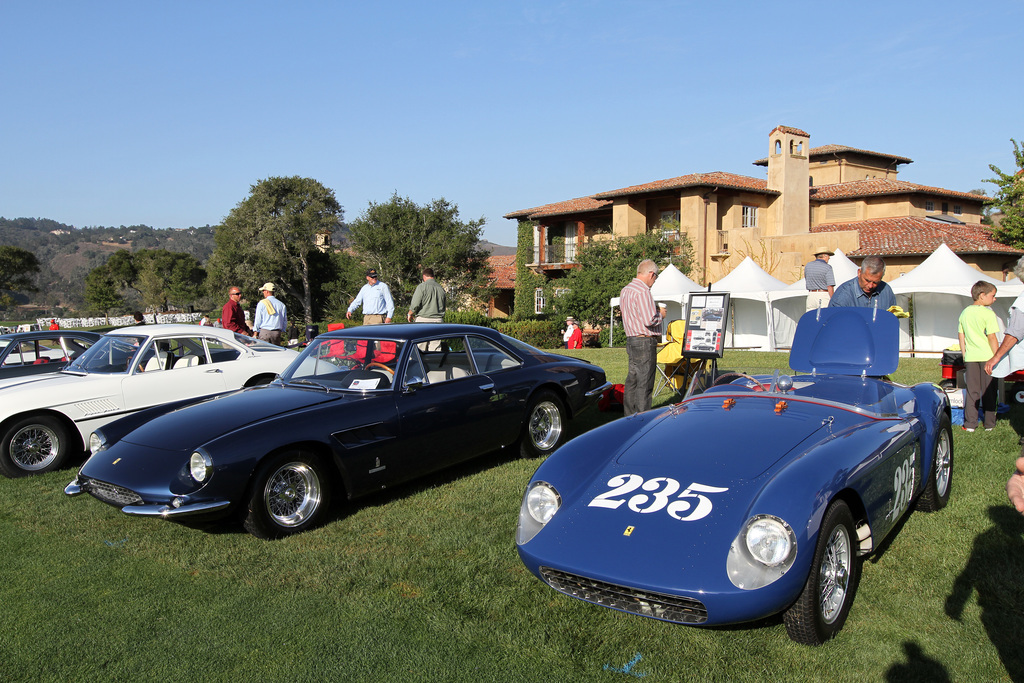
[65, 478, 229, 517]
[121, 500, 231, 518]
[585, 381, 613, 398]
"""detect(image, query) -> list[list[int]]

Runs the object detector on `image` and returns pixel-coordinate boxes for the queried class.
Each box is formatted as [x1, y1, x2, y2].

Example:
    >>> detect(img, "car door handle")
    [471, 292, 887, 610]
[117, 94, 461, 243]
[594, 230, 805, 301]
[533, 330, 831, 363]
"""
[479, 382, 495, 391]
[205, 368, 223, 373]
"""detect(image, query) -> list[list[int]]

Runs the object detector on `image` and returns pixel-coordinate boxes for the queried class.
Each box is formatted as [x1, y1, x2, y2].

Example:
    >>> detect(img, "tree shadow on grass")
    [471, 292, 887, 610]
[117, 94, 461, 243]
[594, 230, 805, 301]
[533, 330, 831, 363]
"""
[944, 505, 1024, 682]
[884, 641, 951, 682]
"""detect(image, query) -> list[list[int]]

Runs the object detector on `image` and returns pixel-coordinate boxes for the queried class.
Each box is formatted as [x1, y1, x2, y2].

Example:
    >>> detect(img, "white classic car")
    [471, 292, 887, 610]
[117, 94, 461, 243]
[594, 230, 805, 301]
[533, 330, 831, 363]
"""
[0, 324, 298, 478]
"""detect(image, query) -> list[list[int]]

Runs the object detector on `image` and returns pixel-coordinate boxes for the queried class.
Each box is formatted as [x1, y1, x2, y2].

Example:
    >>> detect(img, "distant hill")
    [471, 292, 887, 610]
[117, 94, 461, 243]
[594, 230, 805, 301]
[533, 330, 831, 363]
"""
[480, 240, 516, 256]
[0, 217, 219, 312]
[0, 217, 513, 314]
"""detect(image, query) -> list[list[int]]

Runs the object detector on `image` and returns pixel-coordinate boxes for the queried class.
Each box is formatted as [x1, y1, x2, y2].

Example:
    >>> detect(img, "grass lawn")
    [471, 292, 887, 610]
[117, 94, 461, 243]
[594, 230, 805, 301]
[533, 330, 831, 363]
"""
[2, 349, 1023, 681]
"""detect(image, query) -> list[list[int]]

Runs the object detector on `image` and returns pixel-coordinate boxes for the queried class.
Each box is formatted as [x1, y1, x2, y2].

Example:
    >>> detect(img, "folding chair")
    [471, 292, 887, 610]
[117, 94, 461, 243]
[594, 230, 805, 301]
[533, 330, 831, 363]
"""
[655, 320, 700, 399]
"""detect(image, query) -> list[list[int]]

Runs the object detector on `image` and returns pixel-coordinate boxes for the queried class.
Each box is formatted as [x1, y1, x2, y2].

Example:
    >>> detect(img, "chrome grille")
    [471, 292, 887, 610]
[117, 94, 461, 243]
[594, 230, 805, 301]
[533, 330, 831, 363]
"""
[80, 476, 143, 507]
[540, 566, 708, 624]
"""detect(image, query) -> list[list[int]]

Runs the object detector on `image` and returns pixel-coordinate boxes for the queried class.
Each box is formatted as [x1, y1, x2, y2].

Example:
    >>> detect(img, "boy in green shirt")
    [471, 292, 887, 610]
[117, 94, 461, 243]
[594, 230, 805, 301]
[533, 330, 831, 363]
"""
[958, 281, 1000, 431]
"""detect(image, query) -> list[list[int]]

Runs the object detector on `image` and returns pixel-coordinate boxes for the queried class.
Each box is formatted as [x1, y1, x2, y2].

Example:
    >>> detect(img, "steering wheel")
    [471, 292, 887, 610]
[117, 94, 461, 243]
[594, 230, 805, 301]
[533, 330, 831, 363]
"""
[711, 372, 768, 392]
[365, 361, 394, 376]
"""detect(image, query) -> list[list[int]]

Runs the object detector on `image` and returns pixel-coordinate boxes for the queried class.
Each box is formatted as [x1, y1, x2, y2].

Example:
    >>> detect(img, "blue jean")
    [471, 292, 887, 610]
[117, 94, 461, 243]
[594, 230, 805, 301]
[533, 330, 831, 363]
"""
[624, 336, 658, 416]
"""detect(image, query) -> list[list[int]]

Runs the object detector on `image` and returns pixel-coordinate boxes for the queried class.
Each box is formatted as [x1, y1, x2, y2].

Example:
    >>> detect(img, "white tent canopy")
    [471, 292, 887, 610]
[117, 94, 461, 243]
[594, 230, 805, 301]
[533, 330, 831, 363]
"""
[888, 243, 1024, 352]
[713, 257, 788, 351]
[608, 263, 703, 345]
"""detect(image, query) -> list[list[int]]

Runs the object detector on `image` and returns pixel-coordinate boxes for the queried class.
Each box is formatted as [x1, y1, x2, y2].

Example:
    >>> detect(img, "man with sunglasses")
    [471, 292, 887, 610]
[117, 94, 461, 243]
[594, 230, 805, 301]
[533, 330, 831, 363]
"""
[221, 286, 252, 336]
[346, 268, 394, 325]
[619, 259, 663, 416]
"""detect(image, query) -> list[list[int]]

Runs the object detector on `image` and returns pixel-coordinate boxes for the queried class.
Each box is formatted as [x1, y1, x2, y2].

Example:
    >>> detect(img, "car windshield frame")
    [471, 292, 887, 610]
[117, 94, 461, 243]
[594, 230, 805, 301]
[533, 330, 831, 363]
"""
[280, 336, 404, 392]
[65, 334, 148, 375]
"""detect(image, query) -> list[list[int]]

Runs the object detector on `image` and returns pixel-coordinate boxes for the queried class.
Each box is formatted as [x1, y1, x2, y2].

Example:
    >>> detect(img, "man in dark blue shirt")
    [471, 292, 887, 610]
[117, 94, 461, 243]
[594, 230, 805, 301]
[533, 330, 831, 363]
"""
[829, 256, 896, 309]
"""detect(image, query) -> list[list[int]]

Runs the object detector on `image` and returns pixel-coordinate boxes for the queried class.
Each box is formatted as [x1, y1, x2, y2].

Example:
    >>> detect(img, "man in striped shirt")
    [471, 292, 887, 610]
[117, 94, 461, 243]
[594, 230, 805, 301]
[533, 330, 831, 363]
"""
[620, 259, 663, 415]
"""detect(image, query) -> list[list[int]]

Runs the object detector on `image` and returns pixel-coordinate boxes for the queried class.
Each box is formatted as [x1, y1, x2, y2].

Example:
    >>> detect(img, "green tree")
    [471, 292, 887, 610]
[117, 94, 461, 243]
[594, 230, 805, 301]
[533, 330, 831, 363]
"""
[83, 266, 126, 320]
[985, 139, 1024, 247]
[0, 245, 41, 311]
[208, 176, 343, 325]
[554, 232, 681, 327]
[347, 192, 490, 307]
[133, 250, 206, 312]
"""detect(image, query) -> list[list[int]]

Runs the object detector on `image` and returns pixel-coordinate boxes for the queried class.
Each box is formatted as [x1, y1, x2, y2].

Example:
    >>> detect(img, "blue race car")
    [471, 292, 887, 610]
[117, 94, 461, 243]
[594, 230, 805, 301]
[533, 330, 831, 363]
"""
[516, 308, 952, 645]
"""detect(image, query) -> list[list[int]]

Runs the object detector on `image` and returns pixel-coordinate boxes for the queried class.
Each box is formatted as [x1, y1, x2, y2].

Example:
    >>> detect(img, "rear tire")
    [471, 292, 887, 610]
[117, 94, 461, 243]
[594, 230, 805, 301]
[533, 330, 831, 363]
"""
[0, 415, 74, 478]
[519, 391, 566, 458]
[243, 450, 331, 539]
[917, 414, 953, 512]
[784, 500, 861, 645]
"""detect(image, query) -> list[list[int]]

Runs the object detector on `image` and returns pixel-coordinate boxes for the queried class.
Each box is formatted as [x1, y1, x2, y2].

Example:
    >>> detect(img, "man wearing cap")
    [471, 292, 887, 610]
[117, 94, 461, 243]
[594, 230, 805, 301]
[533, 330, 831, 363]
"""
[805, 247, 836, 311]
[564, 317, 583, 349]
[254, 282, 287, 345]
[347, 268, 394, 325]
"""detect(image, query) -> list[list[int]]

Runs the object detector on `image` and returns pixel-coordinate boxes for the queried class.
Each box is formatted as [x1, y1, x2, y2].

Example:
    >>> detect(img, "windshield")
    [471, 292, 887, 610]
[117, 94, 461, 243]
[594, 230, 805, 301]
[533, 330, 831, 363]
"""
[281, 337, 403, 391]
[66, 334, 147, 374]
[687, 366, 901, 416]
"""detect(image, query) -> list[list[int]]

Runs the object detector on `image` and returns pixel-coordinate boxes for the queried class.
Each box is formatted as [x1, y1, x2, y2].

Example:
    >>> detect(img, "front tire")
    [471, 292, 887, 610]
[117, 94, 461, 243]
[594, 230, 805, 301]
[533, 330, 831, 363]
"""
[784, 500, 861, 645]
[243, 450, 331, 539]
[519, 390, 566, 458]
[917, 414, 953, 512]
[0, 415, 74, 478]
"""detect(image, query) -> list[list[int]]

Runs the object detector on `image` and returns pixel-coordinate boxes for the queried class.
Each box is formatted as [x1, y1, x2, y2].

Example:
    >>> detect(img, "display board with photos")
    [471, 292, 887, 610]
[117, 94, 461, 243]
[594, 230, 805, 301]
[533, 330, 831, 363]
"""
[682, 292, 730, 358]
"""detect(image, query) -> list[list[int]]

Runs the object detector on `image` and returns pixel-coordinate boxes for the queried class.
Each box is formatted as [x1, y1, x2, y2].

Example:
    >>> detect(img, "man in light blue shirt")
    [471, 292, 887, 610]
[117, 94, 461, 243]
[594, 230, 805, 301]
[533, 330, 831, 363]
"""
[347, 268, 394, 325]
[253, 282, 287, 345]
[829, 256, 896, 310]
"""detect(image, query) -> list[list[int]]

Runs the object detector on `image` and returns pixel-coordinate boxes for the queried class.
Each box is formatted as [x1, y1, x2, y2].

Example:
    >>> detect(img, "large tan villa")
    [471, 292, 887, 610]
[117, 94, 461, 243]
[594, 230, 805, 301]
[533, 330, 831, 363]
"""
[504, 126, 1021, 305]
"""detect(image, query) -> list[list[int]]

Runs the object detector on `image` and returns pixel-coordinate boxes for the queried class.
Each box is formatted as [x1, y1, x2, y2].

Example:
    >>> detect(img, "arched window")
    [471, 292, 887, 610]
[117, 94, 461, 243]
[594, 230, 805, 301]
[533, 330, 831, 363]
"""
[775, 140, 782, 155]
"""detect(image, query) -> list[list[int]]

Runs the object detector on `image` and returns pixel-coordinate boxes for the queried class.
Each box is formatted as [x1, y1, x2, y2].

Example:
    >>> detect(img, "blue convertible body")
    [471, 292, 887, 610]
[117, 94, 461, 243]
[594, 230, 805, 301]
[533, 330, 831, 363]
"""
[516, 308, 952, 645]
[67, 324, 608, 539]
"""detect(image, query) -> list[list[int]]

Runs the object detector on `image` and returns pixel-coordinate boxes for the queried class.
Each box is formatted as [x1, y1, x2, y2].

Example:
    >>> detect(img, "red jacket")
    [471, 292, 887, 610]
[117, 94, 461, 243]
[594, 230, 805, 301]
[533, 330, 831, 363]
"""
[221, 299, 251, 335]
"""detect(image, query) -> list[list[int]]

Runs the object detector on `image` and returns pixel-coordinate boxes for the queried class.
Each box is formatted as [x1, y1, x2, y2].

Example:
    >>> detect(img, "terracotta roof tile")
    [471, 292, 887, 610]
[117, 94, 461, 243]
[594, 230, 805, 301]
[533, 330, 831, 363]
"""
[812, 217, 1022, 257]
[771, 125, 810, 137]
[593, 171, 774, 199]
[753, 144, 913, 166]
[809, 179, 986, 203]
[503, 195, 610, 220]
[487, 254, 516, 289]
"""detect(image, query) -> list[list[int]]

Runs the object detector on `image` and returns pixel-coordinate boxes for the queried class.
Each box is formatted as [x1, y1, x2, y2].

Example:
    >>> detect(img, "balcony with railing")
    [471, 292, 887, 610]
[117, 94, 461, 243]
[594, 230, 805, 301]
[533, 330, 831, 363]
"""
[531, 241, 578, 268]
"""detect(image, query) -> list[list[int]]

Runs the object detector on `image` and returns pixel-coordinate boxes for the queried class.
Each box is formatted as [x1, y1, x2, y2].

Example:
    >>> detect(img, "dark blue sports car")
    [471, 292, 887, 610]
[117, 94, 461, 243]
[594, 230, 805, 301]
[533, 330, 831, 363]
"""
[66, 323, 609, 539]
[516, 308, 952, 645]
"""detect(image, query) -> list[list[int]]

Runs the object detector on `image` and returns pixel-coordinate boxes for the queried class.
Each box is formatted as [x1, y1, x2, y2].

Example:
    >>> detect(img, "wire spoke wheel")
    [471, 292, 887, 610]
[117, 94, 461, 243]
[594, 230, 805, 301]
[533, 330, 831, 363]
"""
[520, 390, 567, 458]
[244, 451, 331, 539]
[529, 402, 563, 452]
[1, 415, 72, 478]
[819, 525, 852, 624]
[263, 462, 322, 527]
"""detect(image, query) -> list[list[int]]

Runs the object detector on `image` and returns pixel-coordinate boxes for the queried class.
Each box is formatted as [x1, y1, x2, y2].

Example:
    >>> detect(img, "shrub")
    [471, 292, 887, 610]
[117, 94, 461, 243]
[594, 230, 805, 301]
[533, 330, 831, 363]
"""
[494, 319, 562, 348]
[599, 323, 627, 348]
[444, 310, 493, 328]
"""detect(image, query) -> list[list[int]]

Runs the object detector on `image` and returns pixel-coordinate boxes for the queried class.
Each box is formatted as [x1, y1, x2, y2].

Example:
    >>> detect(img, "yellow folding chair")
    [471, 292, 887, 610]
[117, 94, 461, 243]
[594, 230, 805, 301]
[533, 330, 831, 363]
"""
[655, 320, 699, 398]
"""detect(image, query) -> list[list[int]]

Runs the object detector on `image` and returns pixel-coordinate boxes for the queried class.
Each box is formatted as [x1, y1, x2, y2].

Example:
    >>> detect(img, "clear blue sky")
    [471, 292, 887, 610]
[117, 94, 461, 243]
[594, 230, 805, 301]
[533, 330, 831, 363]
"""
[2, 0, 1021, 247]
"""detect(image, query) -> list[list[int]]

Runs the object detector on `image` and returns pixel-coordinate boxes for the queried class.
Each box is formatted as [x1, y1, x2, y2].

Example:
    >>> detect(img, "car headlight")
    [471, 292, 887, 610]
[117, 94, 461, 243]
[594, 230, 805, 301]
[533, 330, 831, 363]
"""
[88, 431, 108, 454]
[516, 481, 560, 545]
[727, 514, 797, 590]
[745, 515, 794, 566]
[189, 450, 213, 483]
